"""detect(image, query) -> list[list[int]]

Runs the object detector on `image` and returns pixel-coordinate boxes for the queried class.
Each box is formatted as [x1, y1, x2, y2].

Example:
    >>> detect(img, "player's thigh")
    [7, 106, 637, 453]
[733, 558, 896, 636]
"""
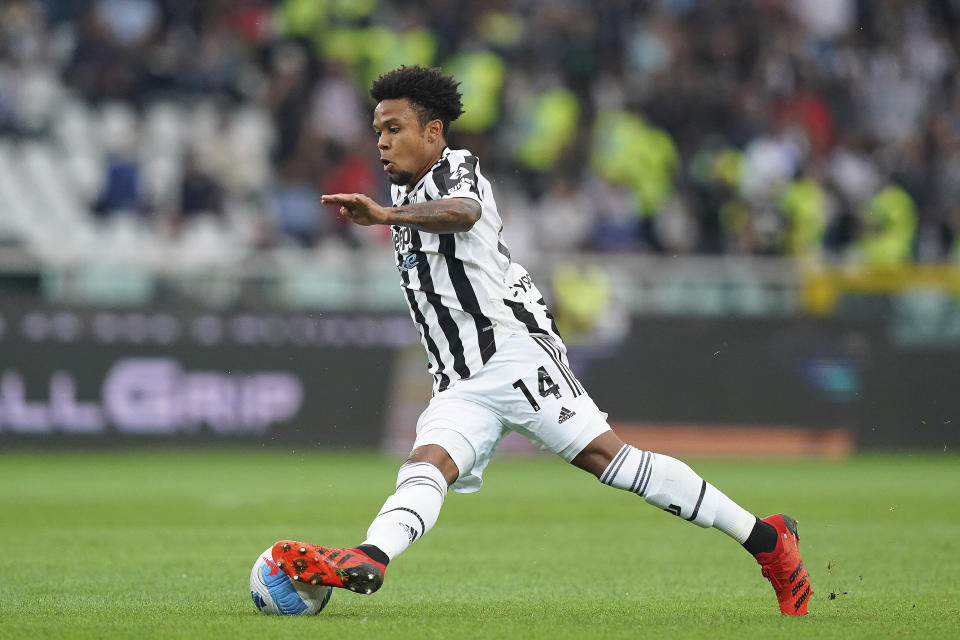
[497, 334, 611, 461]
[413, 395, 506, 493]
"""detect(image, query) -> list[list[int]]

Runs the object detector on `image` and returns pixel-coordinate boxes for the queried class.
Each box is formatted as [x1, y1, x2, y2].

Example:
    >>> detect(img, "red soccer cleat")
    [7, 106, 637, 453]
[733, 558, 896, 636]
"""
[753, 514, 813, 616]
[271, 541, 386, 595]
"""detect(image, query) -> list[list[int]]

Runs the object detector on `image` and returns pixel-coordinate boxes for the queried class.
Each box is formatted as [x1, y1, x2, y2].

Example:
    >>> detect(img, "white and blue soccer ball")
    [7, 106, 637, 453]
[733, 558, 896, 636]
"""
[250, 546, 332, 615]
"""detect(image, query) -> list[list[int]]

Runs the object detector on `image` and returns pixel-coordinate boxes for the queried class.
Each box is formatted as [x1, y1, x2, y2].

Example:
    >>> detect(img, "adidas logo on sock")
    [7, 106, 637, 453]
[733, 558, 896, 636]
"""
[558, 407, 576, 423]
[399, 522, 417, 544]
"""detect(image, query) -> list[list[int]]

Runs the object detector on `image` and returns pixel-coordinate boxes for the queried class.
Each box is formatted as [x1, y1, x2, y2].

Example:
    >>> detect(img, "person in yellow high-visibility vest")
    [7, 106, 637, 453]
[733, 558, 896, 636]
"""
[442, 50, 506, 133]
[590, 110, 679, 219]
[280, 0, 436, 92]
[515, 88, 580, 172]
[780, 177, 828, 259]
[857, 185, 917, 267]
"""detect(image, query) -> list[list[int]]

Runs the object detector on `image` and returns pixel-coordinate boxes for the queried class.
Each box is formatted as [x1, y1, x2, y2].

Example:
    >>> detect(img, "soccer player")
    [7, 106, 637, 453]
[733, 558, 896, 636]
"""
[272, 65, 812, 615]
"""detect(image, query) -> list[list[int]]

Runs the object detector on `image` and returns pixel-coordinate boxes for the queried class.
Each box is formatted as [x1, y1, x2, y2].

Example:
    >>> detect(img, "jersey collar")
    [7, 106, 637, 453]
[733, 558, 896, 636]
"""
[397, 147, 451, 204]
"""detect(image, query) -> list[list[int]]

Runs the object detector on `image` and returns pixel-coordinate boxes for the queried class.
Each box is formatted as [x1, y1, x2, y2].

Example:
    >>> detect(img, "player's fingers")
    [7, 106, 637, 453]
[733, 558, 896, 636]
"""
[321, 193, 358, 205]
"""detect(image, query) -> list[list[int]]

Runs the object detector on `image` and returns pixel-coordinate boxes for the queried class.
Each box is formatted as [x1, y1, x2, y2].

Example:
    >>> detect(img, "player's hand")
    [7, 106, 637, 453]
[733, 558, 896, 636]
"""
[321, 193, 390, 226]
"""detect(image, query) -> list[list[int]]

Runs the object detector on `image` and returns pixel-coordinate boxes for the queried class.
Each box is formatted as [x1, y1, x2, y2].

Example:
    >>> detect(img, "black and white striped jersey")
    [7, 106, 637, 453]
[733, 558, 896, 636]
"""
[390, 147, 564, 394]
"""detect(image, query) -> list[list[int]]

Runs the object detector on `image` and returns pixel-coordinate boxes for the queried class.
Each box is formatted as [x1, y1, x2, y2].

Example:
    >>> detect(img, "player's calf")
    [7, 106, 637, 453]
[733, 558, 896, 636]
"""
[597, 444, 757, 541]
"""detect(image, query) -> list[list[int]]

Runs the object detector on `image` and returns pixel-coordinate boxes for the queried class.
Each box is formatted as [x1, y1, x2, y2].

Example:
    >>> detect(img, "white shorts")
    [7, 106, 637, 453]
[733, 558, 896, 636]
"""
[412, 333, 611, 493]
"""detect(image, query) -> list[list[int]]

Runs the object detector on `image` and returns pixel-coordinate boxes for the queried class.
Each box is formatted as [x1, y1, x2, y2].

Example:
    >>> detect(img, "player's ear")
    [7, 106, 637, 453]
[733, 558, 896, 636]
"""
[426, 119, 443, 143]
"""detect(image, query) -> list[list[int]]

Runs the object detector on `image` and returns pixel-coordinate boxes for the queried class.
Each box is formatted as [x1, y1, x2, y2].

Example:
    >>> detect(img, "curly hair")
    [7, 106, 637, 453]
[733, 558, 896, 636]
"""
[370, 65, 464, 138]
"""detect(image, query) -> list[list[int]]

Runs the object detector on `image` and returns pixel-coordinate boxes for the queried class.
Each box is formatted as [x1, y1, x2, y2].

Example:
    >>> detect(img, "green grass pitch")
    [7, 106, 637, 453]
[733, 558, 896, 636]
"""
[1, 449, 958, 639]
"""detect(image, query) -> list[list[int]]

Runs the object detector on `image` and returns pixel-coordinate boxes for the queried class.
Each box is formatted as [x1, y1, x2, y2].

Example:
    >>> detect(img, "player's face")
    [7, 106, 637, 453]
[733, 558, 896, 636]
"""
[373, 98, 443, 188]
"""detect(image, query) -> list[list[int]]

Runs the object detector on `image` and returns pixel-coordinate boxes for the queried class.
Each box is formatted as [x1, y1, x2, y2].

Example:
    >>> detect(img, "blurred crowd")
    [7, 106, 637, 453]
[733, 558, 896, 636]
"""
[2, 0, 960, 266]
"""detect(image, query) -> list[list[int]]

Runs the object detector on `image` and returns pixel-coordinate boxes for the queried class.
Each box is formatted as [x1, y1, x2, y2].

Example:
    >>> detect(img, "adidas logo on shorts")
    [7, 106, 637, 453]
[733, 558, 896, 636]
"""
[558, 407, 576, 423]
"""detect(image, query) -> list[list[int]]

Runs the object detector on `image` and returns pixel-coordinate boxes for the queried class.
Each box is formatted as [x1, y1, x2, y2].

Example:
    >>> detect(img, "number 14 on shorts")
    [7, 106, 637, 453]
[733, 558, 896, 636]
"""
[512, 366, 562, 411]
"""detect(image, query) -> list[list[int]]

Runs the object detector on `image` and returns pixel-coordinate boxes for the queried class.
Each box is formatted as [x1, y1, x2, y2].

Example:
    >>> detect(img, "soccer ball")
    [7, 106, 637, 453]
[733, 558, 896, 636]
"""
[250, 546, 332, 615]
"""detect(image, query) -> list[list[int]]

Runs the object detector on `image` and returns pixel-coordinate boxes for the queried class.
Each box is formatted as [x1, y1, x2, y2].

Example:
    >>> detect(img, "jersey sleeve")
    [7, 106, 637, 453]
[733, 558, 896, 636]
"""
[425, 151, 482, 204]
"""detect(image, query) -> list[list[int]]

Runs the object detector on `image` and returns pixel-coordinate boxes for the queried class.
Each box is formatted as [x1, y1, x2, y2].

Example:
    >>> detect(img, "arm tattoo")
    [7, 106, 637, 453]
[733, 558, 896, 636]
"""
[390, 198, 481, 233]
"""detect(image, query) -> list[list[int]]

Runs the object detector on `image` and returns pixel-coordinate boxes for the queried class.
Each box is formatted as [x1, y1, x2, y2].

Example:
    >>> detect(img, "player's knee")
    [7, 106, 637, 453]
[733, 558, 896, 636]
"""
[572, 430, 625, 478]
[406, 444, 460, 486]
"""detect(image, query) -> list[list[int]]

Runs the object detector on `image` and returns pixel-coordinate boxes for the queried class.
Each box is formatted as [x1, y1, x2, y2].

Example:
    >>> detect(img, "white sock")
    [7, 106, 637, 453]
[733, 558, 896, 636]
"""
[362, 461, 447, 560]
[599, 445, 756, 543]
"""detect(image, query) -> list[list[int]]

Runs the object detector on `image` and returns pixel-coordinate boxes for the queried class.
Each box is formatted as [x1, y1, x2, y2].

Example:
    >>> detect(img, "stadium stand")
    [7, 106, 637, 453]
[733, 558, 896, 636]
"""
[2, 0, 960, 308]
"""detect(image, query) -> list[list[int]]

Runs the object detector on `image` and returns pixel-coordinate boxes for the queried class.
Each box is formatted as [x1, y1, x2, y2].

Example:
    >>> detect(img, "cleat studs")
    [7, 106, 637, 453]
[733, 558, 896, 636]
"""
[292, 575, 300, 581]
[299, 547, 307, 554]
[366, 589, 372, 594]
[368, 574, 374, 580]
[277, 561, 285, 569]
[282, 543, 290, 551]
[310, 578, 318, 585]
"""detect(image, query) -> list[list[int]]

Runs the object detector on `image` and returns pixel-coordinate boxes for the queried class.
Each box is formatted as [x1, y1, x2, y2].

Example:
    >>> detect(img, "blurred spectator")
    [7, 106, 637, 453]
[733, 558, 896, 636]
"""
[177, 12, 245, 97]
[321, 144, 385, 246]
[590, 110, 679, 221]
[513, 87, 579, 174]
[94, 152, 143, 216]
[0, 64, 17, 134]
[309, 63, 368, 147]
[66, 3, 135, 102]
[262, 40, 315, 166]
[1, 1, 44, 64]
[178, 152, 224, 217]
[857, 185, 917, 267]
[269, 158, 324, 247]
[779, 172, 830, 260]
[772, 74, 835, 159]
[35, 0, 87, 25]
[89, 101, 142, 216]
[586, 179, 644, 252]
[531, 177, 594, 252]
[444, 49, 506, 134]
[94, 0, 159, 47]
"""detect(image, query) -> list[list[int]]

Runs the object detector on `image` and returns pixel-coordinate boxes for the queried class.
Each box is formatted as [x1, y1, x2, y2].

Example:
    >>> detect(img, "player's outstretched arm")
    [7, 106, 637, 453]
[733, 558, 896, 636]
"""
[322, 193, 480, 233]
